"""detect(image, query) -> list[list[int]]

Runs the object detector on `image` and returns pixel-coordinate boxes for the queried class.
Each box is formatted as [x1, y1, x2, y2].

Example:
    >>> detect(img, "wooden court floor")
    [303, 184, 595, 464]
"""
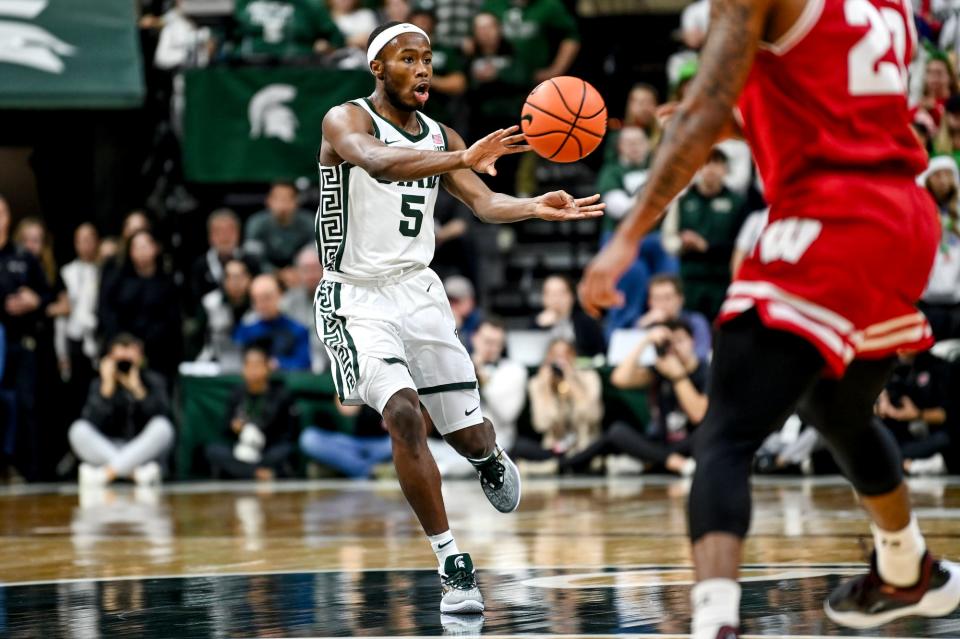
[1, 476, 960, 637]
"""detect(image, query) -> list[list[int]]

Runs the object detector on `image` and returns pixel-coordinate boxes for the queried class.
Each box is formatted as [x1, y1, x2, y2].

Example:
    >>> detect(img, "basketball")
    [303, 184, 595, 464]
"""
[520, 76, 607, 163]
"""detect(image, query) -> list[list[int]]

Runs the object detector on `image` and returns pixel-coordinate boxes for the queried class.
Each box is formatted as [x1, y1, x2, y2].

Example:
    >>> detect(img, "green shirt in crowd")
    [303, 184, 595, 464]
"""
[677, 185, 746, 318]
[467, 43, 533, 126]
[423, 44, 466, 125]
[234, 0, 344, 59]
[244, 209, 316, 269]
[432, 0, 486, 50]
[481, 0, 580, 73]
[595, 160, 649, 234]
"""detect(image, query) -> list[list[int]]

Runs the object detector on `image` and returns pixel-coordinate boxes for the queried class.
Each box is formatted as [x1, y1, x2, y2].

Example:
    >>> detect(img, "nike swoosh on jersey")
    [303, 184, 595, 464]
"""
[464, 406, 479, 416]
[383, 139, 400, 145]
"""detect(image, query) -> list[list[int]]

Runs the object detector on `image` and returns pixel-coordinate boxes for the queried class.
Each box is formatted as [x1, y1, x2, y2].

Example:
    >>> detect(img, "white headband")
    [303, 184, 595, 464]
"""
[367, 23, 430, 69]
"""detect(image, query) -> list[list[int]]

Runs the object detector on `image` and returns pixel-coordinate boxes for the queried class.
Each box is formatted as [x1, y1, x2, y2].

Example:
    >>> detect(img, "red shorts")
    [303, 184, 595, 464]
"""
[718, 174, 939, 378]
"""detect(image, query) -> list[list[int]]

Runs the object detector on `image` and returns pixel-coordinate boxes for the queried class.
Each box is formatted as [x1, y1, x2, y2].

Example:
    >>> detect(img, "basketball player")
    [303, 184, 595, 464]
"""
[578, 0, 960, 635]
[316, 22, 604, 614]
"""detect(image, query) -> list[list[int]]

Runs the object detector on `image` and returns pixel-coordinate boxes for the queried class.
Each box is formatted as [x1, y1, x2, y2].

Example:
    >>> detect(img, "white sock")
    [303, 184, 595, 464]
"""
[428, 530, 461, 573]
[691, 578, 741, 639]
[873, 515, 926, 587]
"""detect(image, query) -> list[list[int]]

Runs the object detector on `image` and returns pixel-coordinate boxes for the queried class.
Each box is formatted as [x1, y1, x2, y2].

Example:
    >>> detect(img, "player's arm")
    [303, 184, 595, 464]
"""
[321, 104, 527, 182]
[440, 125, 605, 224]
[612, 0, 769, 245]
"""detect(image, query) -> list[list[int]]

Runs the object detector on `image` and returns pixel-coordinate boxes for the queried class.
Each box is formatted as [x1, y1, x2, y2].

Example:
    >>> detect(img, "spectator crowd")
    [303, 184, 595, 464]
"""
[0, 0, 959, 487]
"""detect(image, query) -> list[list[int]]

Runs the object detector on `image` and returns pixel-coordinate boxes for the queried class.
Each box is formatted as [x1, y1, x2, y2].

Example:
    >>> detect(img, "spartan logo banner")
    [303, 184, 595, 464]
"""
[0, 0, 144, 108]
[183, 68, 374, 183]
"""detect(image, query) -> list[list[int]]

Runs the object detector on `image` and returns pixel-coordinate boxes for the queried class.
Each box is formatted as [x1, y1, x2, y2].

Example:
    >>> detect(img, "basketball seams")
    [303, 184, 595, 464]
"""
[523, 102, 605, 139]
[547, 78, 581, 119]
[548, 79, 588, 160]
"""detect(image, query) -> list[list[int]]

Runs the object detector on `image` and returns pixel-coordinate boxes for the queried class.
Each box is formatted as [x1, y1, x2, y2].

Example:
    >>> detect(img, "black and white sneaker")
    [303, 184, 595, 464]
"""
[825, 551, 960, 628]
[440, 553, 484, 614]
[473, 445, 521, 513]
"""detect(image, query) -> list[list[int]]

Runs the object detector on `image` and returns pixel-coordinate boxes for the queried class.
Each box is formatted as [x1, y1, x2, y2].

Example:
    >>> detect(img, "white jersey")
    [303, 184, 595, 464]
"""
[316, 98, 448, 279]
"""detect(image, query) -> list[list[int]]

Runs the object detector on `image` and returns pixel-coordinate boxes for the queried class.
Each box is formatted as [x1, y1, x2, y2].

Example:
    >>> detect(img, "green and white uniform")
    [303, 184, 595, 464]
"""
[315, 98, 482, 433]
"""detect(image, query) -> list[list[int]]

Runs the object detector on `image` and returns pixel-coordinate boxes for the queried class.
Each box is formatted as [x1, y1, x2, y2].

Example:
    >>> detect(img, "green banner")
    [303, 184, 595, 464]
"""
[183, 67, 374, 183]
[0, 0, 144, 108]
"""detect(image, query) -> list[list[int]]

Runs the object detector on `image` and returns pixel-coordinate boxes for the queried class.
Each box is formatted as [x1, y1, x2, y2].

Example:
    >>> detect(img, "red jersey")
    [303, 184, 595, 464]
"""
[738, 0, 927, 207]
[719, 0, 940, 376]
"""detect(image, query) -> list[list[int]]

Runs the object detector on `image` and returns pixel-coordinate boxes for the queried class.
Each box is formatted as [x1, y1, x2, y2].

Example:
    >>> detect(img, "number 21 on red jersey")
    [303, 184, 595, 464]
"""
[845, 0, 915, 96]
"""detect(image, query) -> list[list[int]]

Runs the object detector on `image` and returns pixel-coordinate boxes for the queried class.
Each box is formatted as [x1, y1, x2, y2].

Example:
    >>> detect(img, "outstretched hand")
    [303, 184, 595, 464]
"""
[534, 191, 605, 222]
[463, 125, 531, 176]
[577, 233, 638, 318]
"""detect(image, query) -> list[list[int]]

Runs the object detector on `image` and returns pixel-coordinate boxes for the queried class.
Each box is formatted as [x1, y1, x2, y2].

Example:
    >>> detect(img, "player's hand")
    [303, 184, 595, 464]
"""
[534, 191, 605, 222]
[656, 102, 742, 141]
[578, 233, 638, 318]
[463, 126, 530, 176]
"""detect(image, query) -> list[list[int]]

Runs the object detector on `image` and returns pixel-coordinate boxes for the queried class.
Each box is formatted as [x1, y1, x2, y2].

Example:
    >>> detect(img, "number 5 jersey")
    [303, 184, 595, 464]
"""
[316, 98, 447, 280]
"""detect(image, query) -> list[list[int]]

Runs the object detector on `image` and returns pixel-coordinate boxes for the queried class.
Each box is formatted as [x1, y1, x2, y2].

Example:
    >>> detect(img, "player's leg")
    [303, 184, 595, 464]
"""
[688, 311, 825, 639]
[361, 364, 485, 613]
[417, 384, 520, 514]
[316, 280, 478, 611]
[802, 359, 960, 628]
[381, 387, 449, 535]
[407, 270, 521, 514]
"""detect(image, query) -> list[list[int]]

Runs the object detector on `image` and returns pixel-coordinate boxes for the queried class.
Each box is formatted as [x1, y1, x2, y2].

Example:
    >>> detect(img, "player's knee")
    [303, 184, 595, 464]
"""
[446, 418, 495, 458]
[382, 395, 427, 450]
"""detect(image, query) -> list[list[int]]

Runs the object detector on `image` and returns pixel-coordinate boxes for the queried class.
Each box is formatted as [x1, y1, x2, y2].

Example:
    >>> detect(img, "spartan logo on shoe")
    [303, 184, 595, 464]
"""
[455, 556, 466, 571]
[465, 406, 479, 417]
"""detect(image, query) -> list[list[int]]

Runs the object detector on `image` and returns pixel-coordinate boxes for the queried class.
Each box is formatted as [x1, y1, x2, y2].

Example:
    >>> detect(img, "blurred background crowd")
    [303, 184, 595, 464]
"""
[0, 0, 959, 487]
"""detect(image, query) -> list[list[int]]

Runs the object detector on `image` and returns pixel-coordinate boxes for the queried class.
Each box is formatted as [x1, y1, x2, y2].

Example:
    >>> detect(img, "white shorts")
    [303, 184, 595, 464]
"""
[314, 267, 484, 435]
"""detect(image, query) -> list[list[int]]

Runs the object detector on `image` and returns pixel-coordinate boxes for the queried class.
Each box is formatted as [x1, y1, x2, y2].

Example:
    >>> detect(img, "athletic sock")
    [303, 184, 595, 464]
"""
[691, 578, 741, 639]
[466, 446, 498, 467]
[428, 530, 461, 573]
[873, 515, 926, 587]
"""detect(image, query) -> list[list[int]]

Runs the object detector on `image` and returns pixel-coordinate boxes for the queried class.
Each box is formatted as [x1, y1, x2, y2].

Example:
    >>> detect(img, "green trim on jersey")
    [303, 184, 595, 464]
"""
[314, 280, 359, 403]
[363, 97, 429, 143]
[334, 282, 361, 385]
[350, 99, 381, 139]
[333, 163, 352, 272]
[438, 122, 450, 151]
[418, 381, 479, 395]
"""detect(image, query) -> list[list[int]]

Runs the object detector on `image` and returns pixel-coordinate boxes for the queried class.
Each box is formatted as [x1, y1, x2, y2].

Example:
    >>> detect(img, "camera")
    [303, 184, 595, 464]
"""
[115, 359, 133, 374]
[655, 340, 671, 358]
[550, 363, 564, 379]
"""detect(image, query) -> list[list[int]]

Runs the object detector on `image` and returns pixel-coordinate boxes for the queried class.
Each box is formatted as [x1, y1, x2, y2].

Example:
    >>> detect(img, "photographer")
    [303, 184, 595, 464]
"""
[68, 333, 174, 486]
[875, 351, 953, 475]
[514, 338, 602, 463]
[562, 320, 704, 475]
[204, 343, 298, 480]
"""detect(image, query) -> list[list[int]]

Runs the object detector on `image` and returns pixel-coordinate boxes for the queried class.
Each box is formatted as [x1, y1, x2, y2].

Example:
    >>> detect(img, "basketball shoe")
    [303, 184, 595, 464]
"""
[825, 551, 960, 628]
[472, 445, 521, 513]
[440, 553, 484, 614]
[440, 613, 484, 636]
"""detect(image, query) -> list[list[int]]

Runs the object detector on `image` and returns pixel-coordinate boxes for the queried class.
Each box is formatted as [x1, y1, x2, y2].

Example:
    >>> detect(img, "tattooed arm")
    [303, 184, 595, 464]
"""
[618, 0, 769, 243]
[578, 0, 772, 315]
